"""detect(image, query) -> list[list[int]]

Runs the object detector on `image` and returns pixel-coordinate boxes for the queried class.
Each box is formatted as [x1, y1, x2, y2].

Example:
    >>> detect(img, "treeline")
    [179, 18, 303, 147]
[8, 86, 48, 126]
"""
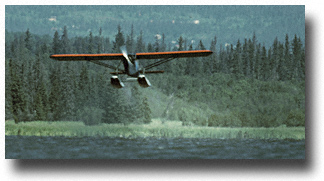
[5, 25, 305, 127]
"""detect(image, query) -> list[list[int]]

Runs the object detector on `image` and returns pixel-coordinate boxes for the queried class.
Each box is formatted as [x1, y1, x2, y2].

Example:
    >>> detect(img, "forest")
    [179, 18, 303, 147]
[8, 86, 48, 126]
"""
[5, 25, 305, 127]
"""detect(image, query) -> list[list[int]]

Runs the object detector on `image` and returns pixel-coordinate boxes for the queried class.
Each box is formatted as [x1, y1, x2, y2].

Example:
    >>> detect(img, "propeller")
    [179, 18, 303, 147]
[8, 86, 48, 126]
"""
[120, 45, 142, 73]
[120, 45, 131, 64]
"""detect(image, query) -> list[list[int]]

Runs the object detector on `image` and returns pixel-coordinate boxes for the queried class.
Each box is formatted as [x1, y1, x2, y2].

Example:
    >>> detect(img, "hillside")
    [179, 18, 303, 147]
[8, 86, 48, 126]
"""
[5, 5, 305, 48]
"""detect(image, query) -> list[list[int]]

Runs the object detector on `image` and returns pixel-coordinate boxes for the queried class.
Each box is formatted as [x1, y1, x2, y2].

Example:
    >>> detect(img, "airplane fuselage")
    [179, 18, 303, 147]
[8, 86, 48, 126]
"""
[122, 57, 140, 77]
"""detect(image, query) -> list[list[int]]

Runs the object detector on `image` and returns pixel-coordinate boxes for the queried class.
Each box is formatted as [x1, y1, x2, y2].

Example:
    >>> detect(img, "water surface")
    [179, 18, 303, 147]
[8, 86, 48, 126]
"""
[5, 136, 305, 159]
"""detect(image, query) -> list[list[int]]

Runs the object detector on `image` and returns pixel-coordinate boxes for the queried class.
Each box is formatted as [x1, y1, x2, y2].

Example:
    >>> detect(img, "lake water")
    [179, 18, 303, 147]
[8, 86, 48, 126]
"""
[5, 136, 305, 159]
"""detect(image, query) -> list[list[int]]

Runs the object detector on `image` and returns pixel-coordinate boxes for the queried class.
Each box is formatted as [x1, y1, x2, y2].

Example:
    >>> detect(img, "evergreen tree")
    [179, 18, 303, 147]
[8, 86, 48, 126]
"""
[277, 42, 286, 81]
[160, 33, 166, 52]
[259, 45, 267, 81]
[88, 31, 94, 53]
[25, 28, 33, 52]
[147, 43, 154, 52]
[97, 27, 103, 53]
[154, 34, 160, 52]
[178, 36, 184, 51]
[300, 44, 305, 79]
[197, 40, 205, 50]
[52, 31, 60, 54]
[113, 25, 125, 52]
[292, 34, 303, 79]
[233, 39, 242, 76]
[129, 24, 135, 53]
[209, 36, 218, 73]
[241, 39, 248, 76]
[219, 44, 226, 73]
[136, 30, 145, 52]
[266, 47, 272, 80]
[254, 43, 261, 80]
[33, 56, 49, 120]
[227, 44, 234, 75]
[270, 37, 279, 80]
[60, 63, 76, 120]
[247, 38, 254, 78]
[61, 26, 71, 54]
[284, 34, 292, 80]
[9, 59, 27, 123]
[34, 80, 47, 120]
[48, 64, 63, 120]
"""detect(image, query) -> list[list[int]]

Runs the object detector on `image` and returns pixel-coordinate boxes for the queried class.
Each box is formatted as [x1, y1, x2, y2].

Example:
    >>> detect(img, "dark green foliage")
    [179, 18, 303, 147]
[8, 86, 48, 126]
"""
[285, 109, 305, 127]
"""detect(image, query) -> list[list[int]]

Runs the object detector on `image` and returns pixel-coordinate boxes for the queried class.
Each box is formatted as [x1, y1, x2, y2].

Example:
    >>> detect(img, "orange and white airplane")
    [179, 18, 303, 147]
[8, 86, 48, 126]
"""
[50, 46, 213, 88]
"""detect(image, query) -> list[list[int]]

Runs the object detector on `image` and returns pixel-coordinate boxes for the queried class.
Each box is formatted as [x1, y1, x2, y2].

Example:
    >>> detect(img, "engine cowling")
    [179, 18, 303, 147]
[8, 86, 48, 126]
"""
[110, 76, 124, 88]
[137, 75, 151, 88]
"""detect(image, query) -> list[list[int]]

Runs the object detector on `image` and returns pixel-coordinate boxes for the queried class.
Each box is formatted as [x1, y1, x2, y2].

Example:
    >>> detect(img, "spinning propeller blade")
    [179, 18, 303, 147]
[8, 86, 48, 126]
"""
[120, 45, 131, 63]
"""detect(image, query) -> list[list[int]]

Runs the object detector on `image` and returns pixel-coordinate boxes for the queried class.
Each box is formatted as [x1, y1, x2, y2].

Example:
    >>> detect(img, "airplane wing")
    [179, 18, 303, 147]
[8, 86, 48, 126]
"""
[49, 53, 125, 61]
[136, 50, 213, 70]
[50, 50, 213, 61]
[49, 50, 213, 71]
[135, 50, 213, 60]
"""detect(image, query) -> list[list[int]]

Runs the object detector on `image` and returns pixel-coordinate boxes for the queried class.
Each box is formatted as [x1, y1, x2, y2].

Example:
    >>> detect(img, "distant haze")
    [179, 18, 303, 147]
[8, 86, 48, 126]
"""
[5, 5, 304, 49]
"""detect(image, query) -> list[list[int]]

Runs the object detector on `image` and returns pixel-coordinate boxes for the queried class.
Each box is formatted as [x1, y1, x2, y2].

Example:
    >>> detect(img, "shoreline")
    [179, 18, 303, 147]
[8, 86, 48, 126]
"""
[5, 120, 305, 140]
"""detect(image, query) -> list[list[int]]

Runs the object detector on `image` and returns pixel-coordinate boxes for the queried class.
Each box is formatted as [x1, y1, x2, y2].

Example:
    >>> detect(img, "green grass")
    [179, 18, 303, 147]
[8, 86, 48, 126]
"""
[5, 119, 305, 140]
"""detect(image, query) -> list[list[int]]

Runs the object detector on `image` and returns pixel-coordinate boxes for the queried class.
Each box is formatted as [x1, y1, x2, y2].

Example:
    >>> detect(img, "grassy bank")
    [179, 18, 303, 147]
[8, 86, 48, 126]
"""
[5, 119, 305, 140]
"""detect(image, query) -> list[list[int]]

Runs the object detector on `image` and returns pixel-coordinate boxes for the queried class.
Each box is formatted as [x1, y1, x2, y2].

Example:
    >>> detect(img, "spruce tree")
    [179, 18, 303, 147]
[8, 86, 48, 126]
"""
[136, 30, 145, 52]
[284, 34, 292, 80]
[88, 31, 94, 54]
[9, 59, 26, 123]
[154, 34, 160, 52]
[233, 39, 242, 76]
[25, 28, 33, 52]
[271, 37, 279, 80]
[61, 26, 71, 54]
[292, 34, 303, 80]
[178, 36, 184, 51]
[277, 42, 286, 81]
[254, 43, 261, 80]
[113, 25, 125, 52]
[210, 36, 218, 73]
[260, 45, 267, 81]
[48, 64, 62, 121]
[52, 31, 60, 54]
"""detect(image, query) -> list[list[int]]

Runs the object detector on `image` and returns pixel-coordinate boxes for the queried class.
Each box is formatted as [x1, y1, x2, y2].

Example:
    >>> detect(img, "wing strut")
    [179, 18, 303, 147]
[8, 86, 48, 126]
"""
[88, 60, 122, 71]
[144, 57, 175, 70]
